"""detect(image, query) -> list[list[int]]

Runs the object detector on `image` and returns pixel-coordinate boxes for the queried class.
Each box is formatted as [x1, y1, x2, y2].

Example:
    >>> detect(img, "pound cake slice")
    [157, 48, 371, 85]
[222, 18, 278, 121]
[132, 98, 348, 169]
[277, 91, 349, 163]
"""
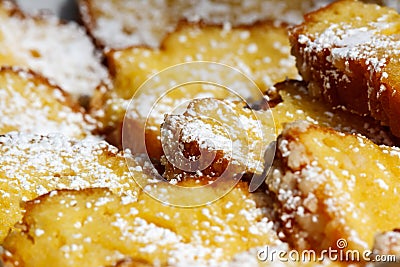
[267, 120, 400, 253]
[91, 21, 300, 157]
[0, 132, 141, 242]
[161, 80, 397, 181]
[0, 67, 94, 138]
[0, 0, 107, 100]
[289, 0, 400, 136]
[161, 98, 276, 180]
[1, 181, 280, 267]
[78, 0, 334, 49]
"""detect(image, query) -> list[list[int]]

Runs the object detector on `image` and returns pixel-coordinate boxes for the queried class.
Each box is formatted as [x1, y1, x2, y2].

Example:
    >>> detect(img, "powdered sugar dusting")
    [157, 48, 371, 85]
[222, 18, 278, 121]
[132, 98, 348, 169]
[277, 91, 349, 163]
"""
[0, 132, 140, 239]
[0, 68, 94, 138]
[373, 230, 400, 256]
[0, 132, 137, 197]
[298, 19, 400, 73]
[291, 1, 400, 136]
[3, 182, 280, 266]
[84, 0, 332, 49]
[161, 98, 276, 177]
[0, 1, 107, 98]
[268, 121, 400, 252]
[96, 22, 299, 133]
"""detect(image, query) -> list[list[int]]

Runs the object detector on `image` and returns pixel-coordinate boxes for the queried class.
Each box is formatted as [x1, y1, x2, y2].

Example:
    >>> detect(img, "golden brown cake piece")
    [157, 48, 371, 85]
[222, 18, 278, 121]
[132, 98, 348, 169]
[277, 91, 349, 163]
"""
[161, 81, 397, 181]
[0, 0, 107, 100]
[0, 67, 94, 138]
[91, 22, 299, 158]
[78, 0, 335, 49]
[267, 120, 400, 253]
[161, 98, 275, 180]
[289, 0, 400, 136]
[1, 182, 280, 267]
[0, 132, 141, 242]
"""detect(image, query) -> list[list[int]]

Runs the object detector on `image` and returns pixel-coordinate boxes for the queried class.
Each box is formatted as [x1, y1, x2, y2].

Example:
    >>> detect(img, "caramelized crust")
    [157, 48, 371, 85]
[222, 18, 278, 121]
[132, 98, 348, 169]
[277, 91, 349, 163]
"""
[270, 81, 397, 146]
[161, 81, 397, 180]
[0, 132, 141, 242]
[0, 67, 94, 138]
[90, 22, 299, 158]
[1, 182, 279, 267]
[289, 0, 400, 136]
[267, 121, 400, 253]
